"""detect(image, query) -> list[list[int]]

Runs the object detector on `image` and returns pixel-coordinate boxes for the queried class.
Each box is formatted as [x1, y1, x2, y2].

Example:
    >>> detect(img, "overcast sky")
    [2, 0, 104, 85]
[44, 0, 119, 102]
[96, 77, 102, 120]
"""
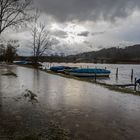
[4, 0, 140, 55]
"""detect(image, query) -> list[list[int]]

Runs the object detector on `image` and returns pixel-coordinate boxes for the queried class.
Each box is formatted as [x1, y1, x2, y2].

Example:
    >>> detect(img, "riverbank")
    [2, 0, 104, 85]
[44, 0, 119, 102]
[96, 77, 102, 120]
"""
[14, 63, 140, 96]
[42, 69, 140, 96]
[3, 63, 140, 95]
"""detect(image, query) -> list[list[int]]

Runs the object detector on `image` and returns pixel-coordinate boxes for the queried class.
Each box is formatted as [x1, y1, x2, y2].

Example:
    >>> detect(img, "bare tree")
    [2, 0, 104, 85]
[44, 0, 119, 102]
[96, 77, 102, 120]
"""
[30, 11, 51, 64]
[0, 0, 32, 35]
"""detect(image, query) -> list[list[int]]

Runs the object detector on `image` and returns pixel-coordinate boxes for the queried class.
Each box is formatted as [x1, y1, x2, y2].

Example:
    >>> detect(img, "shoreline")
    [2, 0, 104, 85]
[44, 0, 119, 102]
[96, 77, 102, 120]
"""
[2, 63, 140, 96]
[45, 70, 140, 96]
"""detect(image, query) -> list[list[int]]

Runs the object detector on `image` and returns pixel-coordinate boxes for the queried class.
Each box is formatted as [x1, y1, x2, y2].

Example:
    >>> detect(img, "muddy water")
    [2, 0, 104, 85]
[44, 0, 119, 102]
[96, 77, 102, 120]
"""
[0, 65, 140, 140]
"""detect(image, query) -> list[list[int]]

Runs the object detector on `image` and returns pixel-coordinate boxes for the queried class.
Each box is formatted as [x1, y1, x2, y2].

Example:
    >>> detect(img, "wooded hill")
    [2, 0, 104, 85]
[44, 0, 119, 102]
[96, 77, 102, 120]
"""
[65, 45, 140, 64]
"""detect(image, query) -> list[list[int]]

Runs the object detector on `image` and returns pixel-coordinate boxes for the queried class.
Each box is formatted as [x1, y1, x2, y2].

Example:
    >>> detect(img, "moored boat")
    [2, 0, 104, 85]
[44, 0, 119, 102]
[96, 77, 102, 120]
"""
[50, 66, 77, 73]
[65, 68, 111, 77]
[136, 79, 140, 84]
[13, 61, 28, 65]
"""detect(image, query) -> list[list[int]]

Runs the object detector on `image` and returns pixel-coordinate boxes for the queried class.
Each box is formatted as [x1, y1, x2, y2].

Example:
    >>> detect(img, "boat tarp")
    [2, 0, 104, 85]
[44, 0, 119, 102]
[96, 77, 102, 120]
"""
[50, 66, 71, 71]
[68, 68, 111, 74]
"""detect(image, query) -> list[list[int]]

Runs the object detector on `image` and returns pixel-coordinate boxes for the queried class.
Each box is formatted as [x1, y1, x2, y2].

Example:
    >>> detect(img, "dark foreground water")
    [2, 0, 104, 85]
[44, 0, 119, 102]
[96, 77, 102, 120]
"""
[0, 65, 140, 140]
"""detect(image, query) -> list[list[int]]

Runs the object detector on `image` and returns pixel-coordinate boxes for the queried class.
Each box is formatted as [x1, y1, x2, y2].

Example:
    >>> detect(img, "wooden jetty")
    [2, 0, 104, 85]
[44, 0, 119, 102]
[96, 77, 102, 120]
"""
[114, 84, 135, 87]
[114, 78, 140, 91]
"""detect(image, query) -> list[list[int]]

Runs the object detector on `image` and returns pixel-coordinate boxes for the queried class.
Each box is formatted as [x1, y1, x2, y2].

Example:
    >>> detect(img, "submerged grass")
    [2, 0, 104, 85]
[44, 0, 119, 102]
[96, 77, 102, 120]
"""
[12, 121, 70, 140]
[2, 71, 17, 77]
[23, 89, 38, 103]
[14, 134, 39, 140]
[46, 70, 140, 96]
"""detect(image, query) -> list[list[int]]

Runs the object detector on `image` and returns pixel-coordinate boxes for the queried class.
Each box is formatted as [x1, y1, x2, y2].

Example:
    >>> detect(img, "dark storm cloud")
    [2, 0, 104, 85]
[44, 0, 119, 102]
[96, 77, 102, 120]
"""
[34, 0, 140, 22]
[77, 31, 105, 37]
[91, 31, 105, 36]
[77, 31, 89, 37]
[51, 30, 68, 38]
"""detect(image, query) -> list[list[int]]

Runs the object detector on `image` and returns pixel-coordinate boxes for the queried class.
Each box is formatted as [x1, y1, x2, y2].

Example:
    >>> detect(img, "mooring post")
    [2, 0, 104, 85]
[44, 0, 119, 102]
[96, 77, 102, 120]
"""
[95, 73, 97, 82]
[131, 69, 134, 81]
[116, 68, 118, 77]
[134, 77, 137, 91]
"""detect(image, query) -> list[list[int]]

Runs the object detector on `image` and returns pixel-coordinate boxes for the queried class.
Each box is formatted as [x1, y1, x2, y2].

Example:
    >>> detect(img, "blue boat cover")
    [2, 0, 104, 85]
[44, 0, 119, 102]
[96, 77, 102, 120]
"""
[68, 68, 111, 74]
[136, 79, 140, 84]
[14, 61, 28, 65]
[50, 66, 72, 72]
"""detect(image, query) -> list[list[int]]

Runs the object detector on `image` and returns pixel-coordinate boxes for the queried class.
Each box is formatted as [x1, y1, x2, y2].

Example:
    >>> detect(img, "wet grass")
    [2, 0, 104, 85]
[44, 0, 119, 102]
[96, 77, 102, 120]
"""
[14, 134, 39, 140]
[4, 121, 70, 140]
[46, 70, 140, 96]
[23, 89, 37, 100]
[43, 121, 70, 140]
[22, 89, 38, 103]
[2, 71, 17, 77]
[98, 82, 140, 95]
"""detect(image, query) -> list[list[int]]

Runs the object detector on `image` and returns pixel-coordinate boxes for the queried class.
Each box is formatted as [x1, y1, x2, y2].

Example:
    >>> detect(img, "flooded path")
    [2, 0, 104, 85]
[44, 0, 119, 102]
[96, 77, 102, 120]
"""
[0, 65, 140, 139]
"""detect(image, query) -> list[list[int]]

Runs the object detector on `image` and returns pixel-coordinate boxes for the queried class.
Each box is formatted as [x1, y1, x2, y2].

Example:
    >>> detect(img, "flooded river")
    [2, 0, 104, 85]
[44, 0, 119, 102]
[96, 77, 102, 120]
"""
[42, 63, 140, 85]
[0, 65, 140, 139]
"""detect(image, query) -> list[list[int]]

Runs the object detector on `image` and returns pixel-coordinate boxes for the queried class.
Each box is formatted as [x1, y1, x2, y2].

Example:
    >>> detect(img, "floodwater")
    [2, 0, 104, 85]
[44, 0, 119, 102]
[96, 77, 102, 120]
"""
[0, 65, 140, 139]
[42, 63, 140, 85]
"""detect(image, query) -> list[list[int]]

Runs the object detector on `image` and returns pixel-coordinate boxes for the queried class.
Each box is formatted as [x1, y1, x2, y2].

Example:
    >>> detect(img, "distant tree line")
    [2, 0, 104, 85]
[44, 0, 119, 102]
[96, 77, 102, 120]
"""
[15, 45, 140, 64]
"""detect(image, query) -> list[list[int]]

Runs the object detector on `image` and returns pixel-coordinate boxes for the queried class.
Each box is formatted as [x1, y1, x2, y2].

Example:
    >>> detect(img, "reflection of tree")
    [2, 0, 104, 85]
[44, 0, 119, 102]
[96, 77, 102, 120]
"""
[33, 69, 40, 94]
[0, 72, 2, 112]
[0, 44, 5, 61]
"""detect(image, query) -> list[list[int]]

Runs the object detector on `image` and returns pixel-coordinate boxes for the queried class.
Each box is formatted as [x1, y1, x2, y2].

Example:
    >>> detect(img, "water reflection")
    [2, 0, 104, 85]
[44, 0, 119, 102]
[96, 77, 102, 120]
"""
[0, 74, 3, 113]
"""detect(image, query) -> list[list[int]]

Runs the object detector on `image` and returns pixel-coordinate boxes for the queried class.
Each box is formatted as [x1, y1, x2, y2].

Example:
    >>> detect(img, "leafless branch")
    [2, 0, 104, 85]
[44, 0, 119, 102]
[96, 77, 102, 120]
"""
[0, 0, 32, 35]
